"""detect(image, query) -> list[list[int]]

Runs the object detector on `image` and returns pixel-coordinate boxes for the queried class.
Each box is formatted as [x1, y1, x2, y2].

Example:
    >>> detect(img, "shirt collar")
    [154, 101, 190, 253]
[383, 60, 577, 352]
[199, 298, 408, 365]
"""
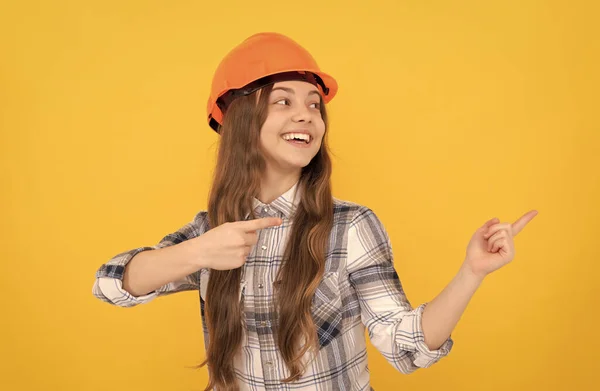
[245, 180, 302, 220]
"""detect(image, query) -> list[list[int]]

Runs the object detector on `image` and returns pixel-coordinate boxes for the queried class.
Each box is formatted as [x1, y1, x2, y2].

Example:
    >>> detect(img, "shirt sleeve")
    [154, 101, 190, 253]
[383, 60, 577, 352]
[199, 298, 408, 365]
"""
[92, 210, 209, 307]
[347, 206, 453, 373]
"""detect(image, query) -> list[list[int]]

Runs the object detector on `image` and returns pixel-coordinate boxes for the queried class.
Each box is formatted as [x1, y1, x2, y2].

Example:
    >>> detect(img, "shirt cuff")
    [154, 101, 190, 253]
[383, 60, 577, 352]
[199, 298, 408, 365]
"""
[396, 303, 454, 368]
[92, 246, 157, 307]
[94, 277, 158, 307]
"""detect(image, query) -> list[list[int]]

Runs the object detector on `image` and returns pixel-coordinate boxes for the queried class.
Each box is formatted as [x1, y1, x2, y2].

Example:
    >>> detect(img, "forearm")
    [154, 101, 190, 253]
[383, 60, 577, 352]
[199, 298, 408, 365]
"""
[421, 263, 484, 350]
[123, 237, 206, 296]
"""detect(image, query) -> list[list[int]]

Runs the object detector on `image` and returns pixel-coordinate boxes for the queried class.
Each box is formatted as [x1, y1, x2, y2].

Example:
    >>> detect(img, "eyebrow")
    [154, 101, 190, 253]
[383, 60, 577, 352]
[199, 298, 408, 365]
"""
[271, 86, 320, 96]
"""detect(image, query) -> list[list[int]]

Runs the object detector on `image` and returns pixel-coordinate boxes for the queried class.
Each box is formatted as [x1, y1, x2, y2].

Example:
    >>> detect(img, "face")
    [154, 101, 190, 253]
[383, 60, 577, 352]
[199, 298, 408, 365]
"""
[258, 80, 326, 175]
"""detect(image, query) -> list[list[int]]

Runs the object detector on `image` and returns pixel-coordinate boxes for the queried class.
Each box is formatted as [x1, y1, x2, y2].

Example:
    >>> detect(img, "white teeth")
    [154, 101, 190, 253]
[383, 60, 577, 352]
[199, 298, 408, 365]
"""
[282, 133, 311, 143]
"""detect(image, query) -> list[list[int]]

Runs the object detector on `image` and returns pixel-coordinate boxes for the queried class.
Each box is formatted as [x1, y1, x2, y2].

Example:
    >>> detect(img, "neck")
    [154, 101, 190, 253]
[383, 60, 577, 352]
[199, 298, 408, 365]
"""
[258, 167, 301, 204]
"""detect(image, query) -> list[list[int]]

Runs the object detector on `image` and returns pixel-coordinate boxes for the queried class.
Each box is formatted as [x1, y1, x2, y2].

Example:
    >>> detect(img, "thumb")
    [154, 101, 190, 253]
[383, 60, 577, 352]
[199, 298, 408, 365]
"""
[481, 217, 499, 231]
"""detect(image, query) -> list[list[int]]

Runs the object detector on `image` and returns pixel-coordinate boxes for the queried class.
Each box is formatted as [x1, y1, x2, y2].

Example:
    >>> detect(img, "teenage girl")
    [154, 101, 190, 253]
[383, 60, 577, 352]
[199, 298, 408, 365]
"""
[93, 32, 538, 391]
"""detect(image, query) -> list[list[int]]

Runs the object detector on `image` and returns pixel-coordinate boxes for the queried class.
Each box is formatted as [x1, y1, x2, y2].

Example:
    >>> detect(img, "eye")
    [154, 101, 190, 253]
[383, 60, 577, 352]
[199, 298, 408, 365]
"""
[274, 98, 290, 106]
[309, 102, 321, 109]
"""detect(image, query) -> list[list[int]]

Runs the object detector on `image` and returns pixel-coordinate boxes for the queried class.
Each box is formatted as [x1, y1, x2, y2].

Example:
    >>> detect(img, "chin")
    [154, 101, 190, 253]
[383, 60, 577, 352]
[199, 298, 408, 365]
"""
[267, 152, 317, 171]
[285, 160, 312, 170]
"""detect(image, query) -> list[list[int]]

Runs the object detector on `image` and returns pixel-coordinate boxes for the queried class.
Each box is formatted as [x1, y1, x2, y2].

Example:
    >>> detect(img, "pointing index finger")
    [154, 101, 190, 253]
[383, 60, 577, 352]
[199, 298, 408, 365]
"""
[511, 210, 538, 236]
[239, 217, 283, 232]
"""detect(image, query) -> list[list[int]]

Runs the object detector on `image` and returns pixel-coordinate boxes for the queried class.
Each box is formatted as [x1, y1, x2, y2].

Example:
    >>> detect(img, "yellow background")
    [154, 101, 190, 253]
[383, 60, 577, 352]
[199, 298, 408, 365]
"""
[2, 0, 598, 390]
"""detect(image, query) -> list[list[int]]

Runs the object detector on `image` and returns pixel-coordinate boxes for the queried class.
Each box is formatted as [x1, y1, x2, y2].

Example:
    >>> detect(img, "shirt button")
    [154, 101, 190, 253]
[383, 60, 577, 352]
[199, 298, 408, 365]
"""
[261, 245, 267, 250]
[260, 321, 267, 327]
[265, 361, 273, 366]
[263, 207, 269, 212]
[258, 283, 264, 289]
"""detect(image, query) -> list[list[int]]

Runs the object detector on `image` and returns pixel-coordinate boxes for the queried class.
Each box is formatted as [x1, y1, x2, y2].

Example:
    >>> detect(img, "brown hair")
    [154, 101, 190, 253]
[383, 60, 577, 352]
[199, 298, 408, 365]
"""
[199, 84, 334, 390]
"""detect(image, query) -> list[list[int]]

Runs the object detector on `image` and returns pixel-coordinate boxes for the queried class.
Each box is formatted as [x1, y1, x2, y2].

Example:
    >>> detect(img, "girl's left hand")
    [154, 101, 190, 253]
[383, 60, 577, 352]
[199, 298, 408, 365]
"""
[463, 210, 538, 279]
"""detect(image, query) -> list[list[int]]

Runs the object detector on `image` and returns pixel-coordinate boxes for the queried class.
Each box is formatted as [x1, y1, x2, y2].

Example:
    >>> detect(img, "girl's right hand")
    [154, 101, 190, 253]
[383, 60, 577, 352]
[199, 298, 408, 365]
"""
[194, 217, 283, 270]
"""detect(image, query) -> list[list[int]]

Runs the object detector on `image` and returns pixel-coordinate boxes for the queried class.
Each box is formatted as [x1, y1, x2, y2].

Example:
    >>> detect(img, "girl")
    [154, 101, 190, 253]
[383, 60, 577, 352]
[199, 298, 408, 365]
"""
[93, 32, 537, 391]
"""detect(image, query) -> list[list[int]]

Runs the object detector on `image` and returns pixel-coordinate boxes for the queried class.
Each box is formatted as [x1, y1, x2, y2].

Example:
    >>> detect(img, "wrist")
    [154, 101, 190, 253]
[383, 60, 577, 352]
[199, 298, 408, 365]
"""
[458, 263, 486, 287]
[189, 236, 211, 269]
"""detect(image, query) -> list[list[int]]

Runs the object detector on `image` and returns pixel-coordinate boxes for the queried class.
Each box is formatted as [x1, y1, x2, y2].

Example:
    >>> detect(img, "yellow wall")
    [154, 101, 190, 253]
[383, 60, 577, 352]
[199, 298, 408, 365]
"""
[2, 1, 598, 390]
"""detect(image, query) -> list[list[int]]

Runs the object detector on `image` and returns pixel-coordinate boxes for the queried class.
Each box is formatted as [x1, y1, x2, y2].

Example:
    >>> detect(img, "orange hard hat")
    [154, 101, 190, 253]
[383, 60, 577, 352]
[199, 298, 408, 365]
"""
[206, 32, 338, 133]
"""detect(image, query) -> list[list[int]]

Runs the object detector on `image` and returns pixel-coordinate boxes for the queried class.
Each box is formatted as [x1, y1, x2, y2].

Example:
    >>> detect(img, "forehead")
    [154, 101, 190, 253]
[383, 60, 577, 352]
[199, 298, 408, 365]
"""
[271, 80, 320, 94]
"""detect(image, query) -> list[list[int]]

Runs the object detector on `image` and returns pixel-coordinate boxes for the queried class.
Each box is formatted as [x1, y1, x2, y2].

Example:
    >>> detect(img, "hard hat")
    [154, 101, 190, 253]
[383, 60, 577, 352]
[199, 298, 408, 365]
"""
[206, 32, 338, 133]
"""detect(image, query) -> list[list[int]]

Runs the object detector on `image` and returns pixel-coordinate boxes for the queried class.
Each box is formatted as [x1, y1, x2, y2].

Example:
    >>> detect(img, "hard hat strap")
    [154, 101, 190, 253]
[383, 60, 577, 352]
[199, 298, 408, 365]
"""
[216, 71, 329, 113]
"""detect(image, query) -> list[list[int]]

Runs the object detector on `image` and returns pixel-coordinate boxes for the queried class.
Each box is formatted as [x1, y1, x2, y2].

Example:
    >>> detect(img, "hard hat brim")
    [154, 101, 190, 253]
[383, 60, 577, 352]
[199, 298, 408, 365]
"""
[208, 69, 337, 133]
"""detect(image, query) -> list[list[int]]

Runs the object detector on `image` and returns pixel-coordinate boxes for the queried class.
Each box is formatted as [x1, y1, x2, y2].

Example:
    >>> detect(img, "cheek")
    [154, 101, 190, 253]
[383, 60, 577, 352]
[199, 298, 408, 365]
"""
[261, 111, 286, 136]
[314, 116, 326, 138]
[260, 118, 279, 141]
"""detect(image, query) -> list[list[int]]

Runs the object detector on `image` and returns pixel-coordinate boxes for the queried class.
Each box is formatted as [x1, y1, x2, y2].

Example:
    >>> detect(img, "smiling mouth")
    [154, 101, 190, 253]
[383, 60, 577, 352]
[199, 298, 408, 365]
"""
[281, 133, 312, 144]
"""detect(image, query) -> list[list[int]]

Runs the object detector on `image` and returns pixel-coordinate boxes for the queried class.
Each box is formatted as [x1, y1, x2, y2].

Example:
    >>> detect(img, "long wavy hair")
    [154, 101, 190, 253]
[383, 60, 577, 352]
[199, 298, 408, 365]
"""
[199, 83, 334, 390]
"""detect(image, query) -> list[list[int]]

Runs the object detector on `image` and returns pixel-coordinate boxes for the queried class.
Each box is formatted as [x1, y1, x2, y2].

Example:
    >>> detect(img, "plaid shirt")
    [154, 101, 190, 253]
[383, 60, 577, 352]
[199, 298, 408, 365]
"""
[93, 181, 453, 390]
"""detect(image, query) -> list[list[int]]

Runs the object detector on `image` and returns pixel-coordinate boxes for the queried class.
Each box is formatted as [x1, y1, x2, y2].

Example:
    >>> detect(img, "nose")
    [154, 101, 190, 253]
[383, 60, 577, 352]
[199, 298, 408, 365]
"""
[290, 104, 312, 123]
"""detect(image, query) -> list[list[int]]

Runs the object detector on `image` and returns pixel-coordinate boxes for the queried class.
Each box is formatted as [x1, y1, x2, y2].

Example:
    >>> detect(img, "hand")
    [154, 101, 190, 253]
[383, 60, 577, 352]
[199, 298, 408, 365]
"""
[194, 217, 283, 270]
[463, 210, 538, 279]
